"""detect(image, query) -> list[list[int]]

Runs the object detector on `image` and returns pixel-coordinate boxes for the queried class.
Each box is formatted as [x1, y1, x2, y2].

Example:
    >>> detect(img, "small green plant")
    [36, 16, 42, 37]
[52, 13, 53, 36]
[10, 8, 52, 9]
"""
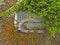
[0, 0, 60, 37]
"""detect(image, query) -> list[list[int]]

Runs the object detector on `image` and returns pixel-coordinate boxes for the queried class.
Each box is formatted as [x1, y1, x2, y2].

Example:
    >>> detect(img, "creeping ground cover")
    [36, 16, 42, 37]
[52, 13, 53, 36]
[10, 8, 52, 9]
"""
[0, 0, 60, 37]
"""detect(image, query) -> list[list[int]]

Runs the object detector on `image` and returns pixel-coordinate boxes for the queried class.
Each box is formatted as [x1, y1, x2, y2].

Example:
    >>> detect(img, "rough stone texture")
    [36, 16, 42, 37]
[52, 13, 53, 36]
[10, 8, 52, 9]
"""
[0, 0, 17, 13]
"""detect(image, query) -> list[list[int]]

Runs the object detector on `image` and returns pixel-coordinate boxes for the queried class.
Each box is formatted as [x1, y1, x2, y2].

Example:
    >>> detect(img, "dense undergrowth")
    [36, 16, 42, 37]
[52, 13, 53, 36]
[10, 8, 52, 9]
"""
[0, 0, 60, 37]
